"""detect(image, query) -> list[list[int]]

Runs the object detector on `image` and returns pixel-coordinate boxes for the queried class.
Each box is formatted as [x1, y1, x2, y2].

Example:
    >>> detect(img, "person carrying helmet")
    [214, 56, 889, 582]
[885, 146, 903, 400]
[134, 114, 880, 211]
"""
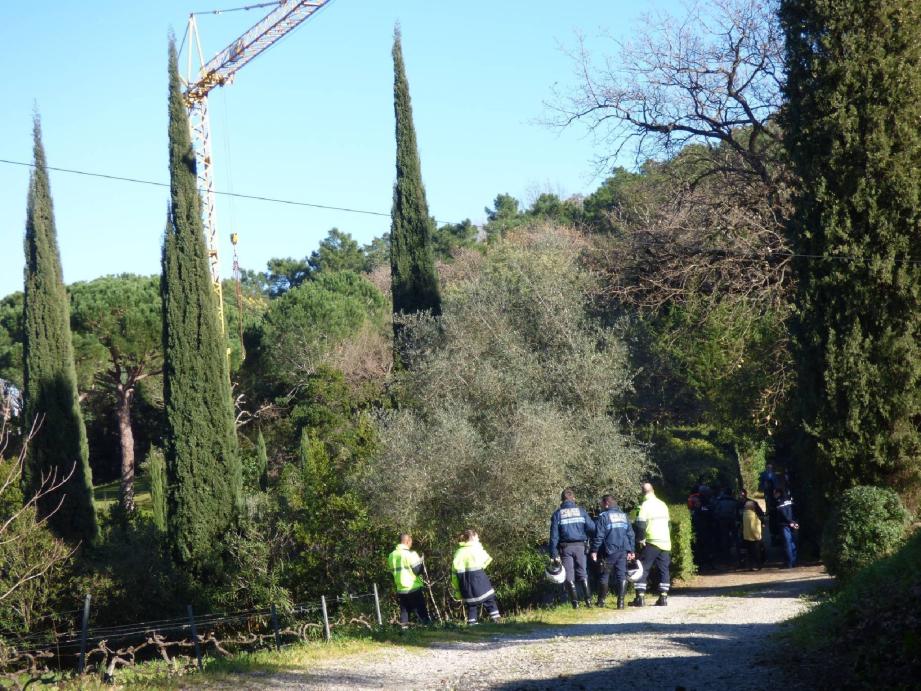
[773, 488, 799, 568]
[590, 494, 635, 609]
[630, 482, 672, 607]
[387, 534, 432, 629]
[549, 488, 596, 608]
[452, 529, 501, 625]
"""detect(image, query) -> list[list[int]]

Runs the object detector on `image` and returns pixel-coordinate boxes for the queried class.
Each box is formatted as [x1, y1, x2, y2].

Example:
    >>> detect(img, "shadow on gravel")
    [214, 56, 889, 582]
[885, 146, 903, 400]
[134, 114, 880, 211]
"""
[283, 621, 807, 691]
[676, 574, 834, 599]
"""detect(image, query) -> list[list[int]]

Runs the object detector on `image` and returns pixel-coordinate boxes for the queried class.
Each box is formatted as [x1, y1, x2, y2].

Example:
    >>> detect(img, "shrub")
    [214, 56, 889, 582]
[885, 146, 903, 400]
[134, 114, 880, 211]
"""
[668, 503, 696, 582]
[821, 485, 910, 580]
[364, 227, 651, 604]
[790, 528, 921, 688]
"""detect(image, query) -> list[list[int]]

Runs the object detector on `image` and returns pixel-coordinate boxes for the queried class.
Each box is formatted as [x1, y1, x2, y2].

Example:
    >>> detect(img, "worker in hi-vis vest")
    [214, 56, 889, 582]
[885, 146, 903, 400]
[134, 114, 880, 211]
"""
[630, 482, 672, 607]
[451, 529, 501, 625]
[387, 534, 431, 629]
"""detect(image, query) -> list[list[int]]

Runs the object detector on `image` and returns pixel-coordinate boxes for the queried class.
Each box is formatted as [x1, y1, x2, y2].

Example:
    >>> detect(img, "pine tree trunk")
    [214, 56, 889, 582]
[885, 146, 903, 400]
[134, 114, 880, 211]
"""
[116, 385, 135, 514]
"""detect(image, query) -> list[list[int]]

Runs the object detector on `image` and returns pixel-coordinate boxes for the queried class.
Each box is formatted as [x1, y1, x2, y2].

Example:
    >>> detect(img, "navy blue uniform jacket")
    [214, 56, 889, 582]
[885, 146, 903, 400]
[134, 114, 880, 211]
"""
[549, 501, 595, 558]
[591, 507, 635, 554]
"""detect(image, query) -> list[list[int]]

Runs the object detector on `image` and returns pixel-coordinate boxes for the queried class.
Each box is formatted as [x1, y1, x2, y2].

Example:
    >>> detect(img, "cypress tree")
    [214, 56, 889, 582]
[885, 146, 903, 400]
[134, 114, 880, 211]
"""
[148, 447, 167, 534]
[781, 1, 921, 510]
[21, 114, 97, 543]
[390, 26, 441, 352]
[162, 38, 241, 566]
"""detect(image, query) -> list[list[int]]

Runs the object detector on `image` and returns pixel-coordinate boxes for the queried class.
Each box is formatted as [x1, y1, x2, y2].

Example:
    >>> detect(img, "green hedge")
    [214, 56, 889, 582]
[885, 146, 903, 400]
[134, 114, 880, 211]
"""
[821, 485, 910, 580]
[668, 503, 696, 583]
[790, 528, 921, 688]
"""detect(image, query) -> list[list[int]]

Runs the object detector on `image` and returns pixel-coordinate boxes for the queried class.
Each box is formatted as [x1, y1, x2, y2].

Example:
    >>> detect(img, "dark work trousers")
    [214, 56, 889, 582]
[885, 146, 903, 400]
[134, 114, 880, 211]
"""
[782, 526, 798, 568]
[467, 595, 500, 624]
[743, 539, 763, 570]
[560, 542, 588, 583]
[397, 589, 430, 626]
[636, 544, 671, 593]
[598, 551, 628, 587]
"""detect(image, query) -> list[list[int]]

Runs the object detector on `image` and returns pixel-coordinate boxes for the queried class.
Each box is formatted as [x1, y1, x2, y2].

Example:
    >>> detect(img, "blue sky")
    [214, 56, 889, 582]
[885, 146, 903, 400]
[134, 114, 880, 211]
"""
[0, 0, 681, 298]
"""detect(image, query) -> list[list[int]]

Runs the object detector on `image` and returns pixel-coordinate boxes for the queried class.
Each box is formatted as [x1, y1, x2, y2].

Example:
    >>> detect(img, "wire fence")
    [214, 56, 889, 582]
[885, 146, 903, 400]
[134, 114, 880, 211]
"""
[0, 585, 391, 688]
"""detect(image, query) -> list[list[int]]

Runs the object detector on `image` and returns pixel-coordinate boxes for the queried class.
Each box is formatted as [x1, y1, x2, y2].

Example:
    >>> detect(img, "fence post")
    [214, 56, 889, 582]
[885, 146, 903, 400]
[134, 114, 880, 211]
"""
[187, 605, 203, 671]
[372, 583, 383, 627]
[320, 596, 331, 642]
[270, 603, 281, 650]
[77, 593, 91, 674]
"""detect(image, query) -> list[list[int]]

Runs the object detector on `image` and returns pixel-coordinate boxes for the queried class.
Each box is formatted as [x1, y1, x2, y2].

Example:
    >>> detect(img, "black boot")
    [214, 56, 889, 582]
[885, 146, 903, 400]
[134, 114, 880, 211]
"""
[580, 579, 592, 608]
[655, 593, 668, 606]
[596, 583, 609, 607]
[565, 581, 579, 609]
[616, 580, 627, 610]
[629, 591, 645, 607]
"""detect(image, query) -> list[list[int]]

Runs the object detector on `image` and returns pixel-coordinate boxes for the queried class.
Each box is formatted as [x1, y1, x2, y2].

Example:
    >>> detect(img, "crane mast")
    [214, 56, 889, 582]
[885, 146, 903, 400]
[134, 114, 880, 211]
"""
[181, 0, 333, 323]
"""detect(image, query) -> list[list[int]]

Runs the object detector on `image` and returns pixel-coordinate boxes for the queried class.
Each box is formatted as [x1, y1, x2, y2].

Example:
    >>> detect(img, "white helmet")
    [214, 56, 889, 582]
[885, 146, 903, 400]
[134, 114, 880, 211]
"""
[544, 560, 566, 584]
[626, 557, 644, 583]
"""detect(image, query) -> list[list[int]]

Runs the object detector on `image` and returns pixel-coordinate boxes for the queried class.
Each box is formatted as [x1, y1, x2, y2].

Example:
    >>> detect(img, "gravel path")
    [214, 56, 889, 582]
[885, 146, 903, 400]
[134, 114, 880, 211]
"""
[224, 566, 830, 690]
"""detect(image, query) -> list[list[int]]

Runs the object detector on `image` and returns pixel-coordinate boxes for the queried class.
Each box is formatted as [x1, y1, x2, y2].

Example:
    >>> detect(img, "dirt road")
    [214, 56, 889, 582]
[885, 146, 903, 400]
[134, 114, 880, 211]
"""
[223, 566, 830, 690]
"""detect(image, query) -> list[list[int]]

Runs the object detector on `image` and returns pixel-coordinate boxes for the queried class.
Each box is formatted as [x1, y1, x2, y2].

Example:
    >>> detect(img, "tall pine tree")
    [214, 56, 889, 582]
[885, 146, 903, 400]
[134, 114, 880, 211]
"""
[390, 26, 441, 355]
[22, 114, 97, 543]
[162, 38, 241, 566]
[781, 1, 921, 510]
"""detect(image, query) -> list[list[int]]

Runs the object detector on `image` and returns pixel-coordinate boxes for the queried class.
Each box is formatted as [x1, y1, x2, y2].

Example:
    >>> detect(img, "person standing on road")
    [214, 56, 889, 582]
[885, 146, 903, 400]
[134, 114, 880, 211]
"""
[630, 482, 672, 607]
[387, 534, 432, 629]
[549, 488, 595, 609]
[760, 463, 780, 545]
[590, 495, 635, 609]
[452, 529, 501, 625]
[773, 488, 799, 568]
[741, 500, 764, 571]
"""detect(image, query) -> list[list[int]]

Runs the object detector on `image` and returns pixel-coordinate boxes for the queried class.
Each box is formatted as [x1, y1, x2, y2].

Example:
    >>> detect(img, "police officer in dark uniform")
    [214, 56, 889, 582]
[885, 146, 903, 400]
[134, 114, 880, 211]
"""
[549, 488, 595, 608]
[590, 495, 635, 609]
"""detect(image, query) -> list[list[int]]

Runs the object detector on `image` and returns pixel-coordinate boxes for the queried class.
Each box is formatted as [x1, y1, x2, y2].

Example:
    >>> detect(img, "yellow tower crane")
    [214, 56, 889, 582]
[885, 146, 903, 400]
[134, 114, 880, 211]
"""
[181, 0, 334, 329]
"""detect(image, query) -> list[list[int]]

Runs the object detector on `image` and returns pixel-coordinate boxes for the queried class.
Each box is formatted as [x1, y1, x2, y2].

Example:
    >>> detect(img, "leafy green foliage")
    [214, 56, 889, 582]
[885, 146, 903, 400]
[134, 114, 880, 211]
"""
[821, 486, 910, 580]
[21, 114, 97, 542]
[791, 528, 921, 689]
[161, 39, 241, 568]
[668, 503, 696, 582]
[390, 28, 441, 326]
[366, 225, 650, 605]
[148, 446, 167, 533]
[646, 428, 737, 503]
[0, 292, 23, 388]
[781, 0, 921, 508]
[256, 271, 388, 390]
[308, 228, 366, 275]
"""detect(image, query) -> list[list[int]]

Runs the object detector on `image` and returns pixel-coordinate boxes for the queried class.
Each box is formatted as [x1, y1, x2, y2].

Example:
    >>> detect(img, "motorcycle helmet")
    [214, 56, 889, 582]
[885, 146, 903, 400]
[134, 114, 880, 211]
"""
[626, 557, 644, 583]
[544, 560, 566, 584]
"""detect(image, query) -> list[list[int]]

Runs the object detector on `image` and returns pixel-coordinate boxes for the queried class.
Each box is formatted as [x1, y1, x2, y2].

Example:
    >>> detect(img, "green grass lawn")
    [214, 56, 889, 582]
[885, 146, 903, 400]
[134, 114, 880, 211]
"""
[94, 475, 152, 513]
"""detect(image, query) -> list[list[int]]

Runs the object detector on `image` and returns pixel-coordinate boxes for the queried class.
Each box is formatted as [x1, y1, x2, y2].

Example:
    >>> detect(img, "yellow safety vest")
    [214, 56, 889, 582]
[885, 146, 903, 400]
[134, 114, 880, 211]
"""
[387, 544, 424, 594]
[638, 493, 672, 551]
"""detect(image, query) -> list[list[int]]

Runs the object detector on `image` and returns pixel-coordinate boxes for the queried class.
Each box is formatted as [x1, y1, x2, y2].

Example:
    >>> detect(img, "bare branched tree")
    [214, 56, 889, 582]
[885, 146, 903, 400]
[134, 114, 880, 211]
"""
[554, 0, 785, 190]
[0, 416, 76, 614]
[553, 0, 794, 426]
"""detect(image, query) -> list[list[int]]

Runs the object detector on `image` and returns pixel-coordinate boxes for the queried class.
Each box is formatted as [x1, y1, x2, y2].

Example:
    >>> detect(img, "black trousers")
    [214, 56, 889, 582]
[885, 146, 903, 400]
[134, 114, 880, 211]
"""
[466, 595, 500, 624]
[636, 543, 671, 593]
[560, 542, 588, 583]
[598, 551, 628, 586]
[397, 589, 430, 626]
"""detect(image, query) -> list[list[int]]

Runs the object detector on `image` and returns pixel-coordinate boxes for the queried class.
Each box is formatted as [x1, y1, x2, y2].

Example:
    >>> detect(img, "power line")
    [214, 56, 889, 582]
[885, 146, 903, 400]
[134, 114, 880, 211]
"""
[0, 158, 391, 219]
[191, 1, 283, 16]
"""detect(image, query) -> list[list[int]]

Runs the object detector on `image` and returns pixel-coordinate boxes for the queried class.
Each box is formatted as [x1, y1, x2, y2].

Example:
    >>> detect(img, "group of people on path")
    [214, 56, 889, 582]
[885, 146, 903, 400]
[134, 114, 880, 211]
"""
[550, 483, 672, 610]
[386, 482, 675, 629]
[688, 463, 800, 572]
[387, 529, 500, 628]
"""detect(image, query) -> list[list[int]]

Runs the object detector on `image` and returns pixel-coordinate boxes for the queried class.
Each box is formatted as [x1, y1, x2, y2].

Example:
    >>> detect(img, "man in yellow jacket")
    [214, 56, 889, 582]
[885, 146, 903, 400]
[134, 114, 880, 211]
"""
[387, 534, 431, 629]
[630, 482, 672, 607]
[452, 529, 501, 625]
